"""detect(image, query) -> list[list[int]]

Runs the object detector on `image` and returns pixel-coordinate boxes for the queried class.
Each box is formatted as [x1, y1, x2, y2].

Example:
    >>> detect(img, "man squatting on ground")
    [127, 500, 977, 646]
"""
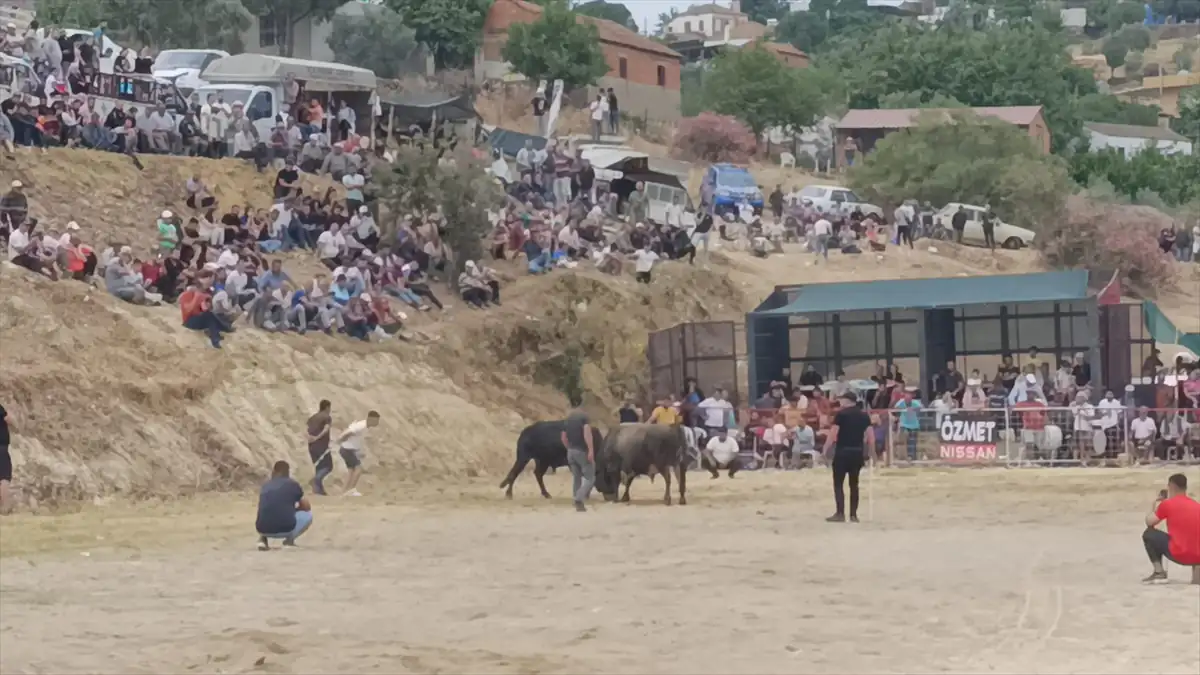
[255, 461, 313, 550]
[561, 400, 596, 512]
[1142, 473, 1200, 584]
[822, 391, 875, 523]
[702, 427, 742, 479]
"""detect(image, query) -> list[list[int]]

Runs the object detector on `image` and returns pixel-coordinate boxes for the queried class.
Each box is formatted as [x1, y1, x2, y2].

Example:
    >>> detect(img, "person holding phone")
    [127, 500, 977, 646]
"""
[1142, 473, 1200, 584]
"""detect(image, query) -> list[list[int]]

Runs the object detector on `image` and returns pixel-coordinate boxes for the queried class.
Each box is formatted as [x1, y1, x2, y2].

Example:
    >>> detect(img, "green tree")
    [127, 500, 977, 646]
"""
[1073, 93, 1160, 127]
[1124, 49, 1144, 78]
[240, 0, 343, 57]
[848, 112, 1073, 230]
[741, 0, 788, 24]
[1092, 0, 1144, 32]
[1103, 39, 1128, 72]
[819, 21, 1109, 152]
[1173, 47, 1193, 72]
[655, 8, 680, 35]
[702, 46, 836, 138]
[377, 143, 503, 284]
[877, 91, 966, 109]
[386, 0, 491, 69]
[1069, 148, 1200, 207]
[1172, 87, 1200, 144]
[327, 6, 421, 79]
[574, 0, 637, 30]
[502, 1, 608, 90]
[776, 0, 889, 54]
[36, 0, 251, 51]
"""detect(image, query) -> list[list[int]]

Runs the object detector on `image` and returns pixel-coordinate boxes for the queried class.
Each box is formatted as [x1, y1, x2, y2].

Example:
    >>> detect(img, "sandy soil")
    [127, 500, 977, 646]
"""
[2, 469, 1198, 675]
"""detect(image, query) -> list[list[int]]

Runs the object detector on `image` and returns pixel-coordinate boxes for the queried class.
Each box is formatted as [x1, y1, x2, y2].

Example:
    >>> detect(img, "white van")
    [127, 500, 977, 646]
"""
[196, 54, 376, 141]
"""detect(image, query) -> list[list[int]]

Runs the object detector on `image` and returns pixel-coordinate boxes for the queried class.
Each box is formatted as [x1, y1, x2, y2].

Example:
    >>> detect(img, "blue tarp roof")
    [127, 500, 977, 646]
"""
[752, 270, 1091, 316]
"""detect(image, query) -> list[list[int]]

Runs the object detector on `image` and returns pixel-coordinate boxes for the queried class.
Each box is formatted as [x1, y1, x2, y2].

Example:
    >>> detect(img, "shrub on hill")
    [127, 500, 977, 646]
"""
[1039, 196, 1175, 291]
[670, 113, 757, 163]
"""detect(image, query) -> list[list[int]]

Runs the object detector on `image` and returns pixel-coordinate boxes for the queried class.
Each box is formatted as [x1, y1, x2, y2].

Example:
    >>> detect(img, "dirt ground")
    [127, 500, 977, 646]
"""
[2, 468, 1198, 675]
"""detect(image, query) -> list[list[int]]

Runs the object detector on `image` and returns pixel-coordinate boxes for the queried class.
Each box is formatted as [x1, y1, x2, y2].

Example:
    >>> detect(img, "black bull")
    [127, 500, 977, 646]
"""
[499, 420, 604, 499]
[595, 423, 687, 506]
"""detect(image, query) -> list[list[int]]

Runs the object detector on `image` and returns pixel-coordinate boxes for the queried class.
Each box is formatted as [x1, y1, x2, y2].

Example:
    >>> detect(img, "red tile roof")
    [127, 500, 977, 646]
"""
[836, 106, 1045, 130]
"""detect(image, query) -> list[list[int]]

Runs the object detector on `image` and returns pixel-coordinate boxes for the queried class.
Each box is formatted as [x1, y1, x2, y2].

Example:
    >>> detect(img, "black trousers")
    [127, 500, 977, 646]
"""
[983, 226, 996, 249]
[898, 225, 913, 248]
[1143, 528, 1180, 565]
[832, 448, 865, 517]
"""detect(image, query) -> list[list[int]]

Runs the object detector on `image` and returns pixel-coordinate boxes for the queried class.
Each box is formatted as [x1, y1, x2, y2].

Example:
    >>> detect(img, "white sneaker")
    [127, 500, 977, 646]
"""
[344, 489, 363, 497]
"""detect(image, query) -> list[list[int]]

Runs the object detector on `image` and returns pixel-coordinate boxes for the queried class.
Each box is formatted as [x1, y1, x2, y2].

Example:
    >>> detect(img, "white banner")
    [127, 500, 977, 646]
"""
[543, 79, 564, 140]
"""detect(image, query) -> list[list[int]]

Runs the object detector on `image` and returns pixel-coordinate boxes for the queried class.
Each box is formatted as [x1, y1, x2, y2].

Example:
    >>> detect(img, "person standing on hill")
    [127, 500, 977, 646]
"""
[307, 400, 333, 495]
[1142, 473, 1200, 584]
[335, 410, 380, 497]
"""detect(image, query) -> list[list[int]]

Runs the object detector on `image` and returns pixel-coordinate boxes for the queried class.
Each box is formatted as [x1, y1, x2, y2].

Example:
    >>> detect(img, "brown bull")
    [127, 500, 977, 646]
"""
[596, 423, 687, 505]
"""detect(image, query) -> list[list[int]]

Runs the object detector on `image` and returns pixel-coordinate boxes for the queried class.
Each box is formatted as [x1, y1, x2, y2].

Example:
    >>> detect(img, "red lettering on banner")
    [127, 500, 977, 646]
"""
[938, 444, 998, 462]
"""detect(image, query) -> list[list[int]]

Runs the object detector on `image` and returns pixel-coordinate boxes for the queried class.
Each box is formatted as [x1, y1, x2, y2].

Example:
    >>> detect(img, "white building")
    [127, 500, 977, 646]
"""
[240, 0, 381, 62]
[1083, 121, 1193, 157]
[665, 1, 749, 38]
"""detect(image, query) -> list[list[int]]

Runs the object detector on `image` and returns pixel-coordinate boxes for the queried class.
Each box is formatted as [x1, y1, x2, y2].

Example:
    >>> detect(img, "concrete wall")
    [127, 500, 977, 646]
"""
[592, 76, 681, 122]
[240, 14, 335, 61]
[1087, 131, 1193, 157]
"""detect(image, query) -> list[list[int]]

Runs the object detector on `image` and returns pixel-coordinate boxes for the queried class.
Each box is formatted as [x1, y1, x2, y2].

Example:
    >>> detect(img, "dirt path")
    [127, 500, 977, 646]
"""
[2, 469, 1198, 674]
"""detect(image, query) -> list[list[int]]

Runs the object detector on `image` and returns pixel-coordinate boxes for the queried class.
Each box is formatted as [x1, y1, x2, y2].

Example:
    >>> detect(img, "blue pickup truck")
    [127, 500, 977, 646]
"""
[699, 163, 764, 217]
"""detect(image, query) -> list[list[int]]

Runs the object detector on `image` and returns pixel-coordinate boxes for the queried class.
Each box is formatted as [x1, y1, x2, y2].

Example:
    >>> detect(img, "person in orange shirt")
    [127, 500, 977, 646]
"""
[63, 235, 97, 280]
[179, 271, 226, 348]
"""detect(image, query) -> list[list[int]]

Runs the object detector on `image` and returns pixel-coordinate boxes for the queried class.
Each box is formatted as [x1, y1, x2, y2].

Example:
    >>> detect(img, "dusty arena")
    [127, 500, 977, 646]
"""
[1, 468, 1198, 674]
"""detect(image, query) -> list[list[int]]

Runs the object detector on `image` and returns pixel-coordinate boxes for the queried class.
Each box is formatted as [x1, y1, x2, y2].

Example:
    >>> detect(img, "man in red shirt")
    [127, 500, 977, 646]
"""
[179, 271, 226, 349]
[1143, 473, 1200, 584]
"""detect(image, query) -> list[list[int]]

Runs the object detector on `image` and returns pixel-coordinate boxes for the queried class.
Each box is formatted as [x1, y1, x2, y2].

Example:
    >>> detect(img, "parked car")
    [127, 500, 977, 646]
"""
[796, 184, 885, 219]
[700, 163, 763, 217]
[933, 203, 1035, 249]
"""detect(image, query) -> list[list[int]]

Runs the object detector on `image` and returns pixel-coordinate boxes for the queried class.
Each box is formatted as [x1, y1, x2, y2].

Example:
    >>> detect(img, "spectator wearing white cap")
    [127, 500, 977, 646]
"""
[349, 205, 378, 251]
[156, 210, 178, 253]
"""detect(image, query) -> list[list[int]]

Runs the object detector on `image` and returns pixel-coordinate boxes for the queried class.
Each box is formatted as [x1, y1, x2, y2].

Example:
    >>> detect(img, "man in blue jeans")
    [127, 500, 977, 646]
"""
[561, 401, 596, 512]
[255, 461, 313, 550]
[895, 387, 923, 460]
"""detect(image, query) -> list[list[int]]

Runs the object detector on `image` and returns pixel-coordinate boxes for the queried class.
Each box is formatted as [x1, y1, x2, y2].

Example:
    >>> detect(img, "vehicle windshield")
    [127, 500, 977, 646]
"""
[155, 52, 211, 70]
[842, 190, 863, 202]
[195, 87, 253, 107]
[798, 186, 824, 197]
[717, 170, 758, 188]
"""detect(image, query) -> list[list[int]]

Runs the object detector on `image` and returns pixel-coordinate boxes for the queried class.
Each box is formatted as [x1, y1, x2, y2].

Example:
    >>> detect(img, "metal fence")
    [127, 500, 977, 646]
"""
[647, 321, 740, 405]
[723, 405, 1200, 470]
[884, 406, 1200, 467]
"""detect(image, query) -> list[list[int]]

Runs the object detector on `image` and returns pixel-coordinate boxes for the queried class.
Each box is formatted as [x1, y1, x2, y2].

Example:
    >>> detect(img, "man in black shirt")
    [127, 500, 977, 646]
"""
[255, 461, 312, 550]
[275, 159, 300, 200]
[950, 205, 967, 243]
[937, 360, 965, 401]
[822, 392, 875, 523]
[995, 354, 1019, 392]
[307, 400, 333, 495]
[0, 403, 11, 514]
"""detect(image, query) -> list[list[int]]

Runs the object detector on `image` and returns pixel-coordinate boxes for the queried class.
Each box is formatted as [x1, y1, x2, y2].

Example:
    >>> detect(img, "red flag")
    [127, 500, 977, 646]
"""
[1097, 270, 1121, 305]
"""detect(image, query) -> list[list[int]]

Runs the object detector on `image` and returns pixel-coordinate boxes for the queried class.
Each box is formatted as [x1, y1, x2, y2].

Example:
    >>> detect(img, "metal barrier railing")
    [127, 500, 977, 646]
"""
[722, 405, 1200, 470]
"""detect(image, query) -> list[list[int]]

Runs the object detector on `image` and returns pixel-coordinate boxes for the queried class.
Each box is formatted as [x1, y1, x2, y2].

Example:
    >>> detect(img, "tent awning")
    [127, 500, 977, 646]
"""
[201, 53, 376, 91]
[752, 270, 1091, 316]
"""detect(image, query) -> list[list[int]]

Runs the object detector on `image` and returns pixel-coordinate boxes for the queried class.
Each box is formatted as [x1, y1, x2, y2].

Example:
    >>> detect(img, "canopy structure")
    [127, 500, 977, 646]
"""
[201, 53, 376, 91]
[379, 90, 477, 127]
[751, 270, 1090, 317]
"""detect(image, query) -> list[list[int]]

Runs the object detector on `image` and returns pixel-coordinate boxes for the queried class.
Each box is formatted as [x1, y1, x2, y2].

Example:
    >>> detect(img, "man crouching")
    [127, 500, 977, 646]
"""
[701, 428, 742, 478]
[1142, 473, 1200, 584]
[256, 461, 313, 551]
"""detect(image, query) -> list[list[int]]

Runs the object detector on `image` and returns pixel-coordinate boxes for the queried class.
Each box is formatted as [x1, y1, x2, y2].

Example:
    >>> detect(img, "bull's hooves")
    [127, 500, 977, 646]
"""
[505, 493, 513, 500]
[680, 499, 687, 505]
[541, 493, 552, 499]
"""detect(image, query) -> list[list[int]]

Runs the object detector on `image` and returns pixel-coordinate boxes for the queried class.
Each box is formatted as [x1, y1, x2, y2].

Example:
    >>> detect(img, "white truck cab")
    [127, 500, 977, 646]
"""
[196, 53, 376, 141]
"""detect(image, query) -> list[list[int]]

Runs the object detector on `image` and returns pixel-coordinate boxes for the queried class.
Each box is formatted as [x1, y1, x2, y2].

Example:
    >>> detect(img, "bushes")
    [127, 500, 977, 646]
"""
[670, 113, 757, 163]
[1038, 196, 1175, 290]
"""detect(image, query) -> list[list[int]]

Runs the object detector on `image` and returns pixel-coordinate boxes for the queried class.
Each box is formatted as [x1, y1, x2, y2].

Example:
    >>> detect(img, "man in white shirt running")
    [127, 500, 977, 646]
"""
[335, 410, 380, 496]
[702, 428, 742, 478]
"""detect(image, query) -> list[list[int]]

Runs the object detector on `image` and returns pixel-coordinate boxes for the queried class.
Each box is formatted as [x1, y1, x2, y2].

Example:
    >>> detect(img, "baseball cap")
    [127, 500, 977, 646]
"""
[66, 221, 80, 230]
[10, 180, 21, 188]
[358, 205, 369, 214]
[161, 210, 172, 219]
